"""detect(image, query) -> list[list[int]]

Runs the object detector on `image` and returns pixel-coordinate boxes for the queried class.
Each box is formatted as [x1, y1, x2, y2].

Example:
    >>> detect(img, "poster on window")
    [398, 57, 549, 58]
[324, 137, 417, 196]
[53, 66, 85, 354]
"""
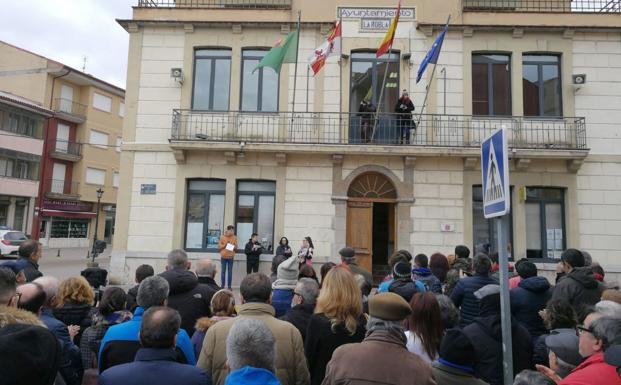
[207, 229, 221, 248]
[186, 223, 203, 249]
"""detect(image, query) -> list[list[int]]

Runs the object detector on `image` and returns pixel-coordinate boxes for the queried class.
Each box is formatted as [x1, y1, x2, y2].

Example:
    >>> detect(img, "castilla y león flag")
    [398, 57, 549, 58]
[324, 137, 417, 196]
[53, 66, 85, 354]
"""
[376, 1, 400, 58]
[309, 21, 342, 75]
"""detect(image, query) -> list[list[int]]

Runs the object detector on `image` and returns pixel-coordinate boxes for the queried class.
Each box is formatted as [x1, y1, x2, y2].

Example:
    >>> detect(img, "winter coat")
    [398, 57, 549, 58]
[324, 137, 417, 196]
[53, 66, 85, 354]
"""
[450, 273, 498, 327]
[98, 306, 196, 372]
[17, 257, 42, 282]
[405, 330, 436, 363]
[197, 276, 221, 292]
[276, 244, 293, 258]
[321, 329, 436, 385]
[218, 234, 238, 259]
[431, 362, 490, 385]
[378, 278, 426, 294]
[225, 367, 281, 385]
[159, 268, 216, 335]
[272, 289, 295, 318]
[509, 276, 551, 339]
[394, 97, 415, 119]
[191, 316, 233, 359]
[53, 301, 95, 346]
[99, 348, 211, 385]
[245, 240, 264, 262]
[388, 278, 425, 302]
[40, 308, 82, 385]
[347, 263, 374, 288]
[297, 247, 313, 266]
[533, 328, 579, 367]
[304, 313, 366, 385]
[412, 267, 443, 293]
[558, 352, 621, 385]
[126, 284, 139, 312]
[80, 310, 132, 369]
[279, 303, 315, 342]
[550, 267, 604, 319]
[462, 313, 533, 385]
[197, 302, 309, 385]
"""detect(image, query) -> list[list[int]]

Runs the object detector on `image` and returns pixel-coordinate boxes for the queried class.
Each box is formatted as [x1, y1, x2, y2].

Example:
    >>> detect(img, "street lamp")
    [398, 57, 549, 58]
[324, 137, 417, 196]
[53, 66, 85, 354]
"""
[90, 188, 104, 264]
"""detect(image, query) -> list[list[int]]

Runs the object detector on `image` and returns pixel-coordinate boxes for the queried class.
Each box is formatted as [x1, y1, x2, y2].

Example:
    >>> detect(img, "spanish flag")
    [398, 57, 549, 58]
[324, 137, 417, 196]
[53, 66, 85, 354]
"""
[376, 1, 400, 58]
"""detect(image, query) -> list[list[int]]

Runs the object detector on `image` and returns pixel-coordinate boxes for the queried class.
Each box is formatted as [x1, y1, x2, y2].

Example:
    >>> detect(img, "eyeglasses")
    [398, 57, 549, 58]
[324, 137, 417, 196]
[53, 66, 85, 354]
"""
[577, 325, 594, 335]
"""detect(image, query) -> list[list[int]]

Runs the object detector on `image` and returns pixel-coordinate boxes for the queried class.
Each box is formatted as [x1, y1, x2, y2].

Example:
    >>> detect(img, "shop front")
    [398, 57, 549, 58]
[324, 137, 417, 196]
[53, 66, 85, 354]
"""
[37, 199, 96, 248]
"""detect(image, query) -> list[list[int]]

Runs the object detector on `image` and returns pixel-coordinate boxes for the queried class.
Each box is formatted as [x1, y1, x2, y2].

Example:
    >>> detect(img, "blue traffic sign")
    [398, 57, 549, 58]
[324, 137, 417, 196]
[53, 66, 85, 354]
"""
[481, 128, 510, 218]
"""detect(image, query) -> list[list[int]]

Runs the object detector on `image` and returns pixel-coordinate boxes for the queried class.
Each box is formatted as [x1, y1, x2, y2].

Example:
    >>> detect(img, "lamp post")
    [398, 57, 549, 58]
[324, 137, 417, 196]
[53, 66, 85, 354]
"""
[90, 188, 104, 264]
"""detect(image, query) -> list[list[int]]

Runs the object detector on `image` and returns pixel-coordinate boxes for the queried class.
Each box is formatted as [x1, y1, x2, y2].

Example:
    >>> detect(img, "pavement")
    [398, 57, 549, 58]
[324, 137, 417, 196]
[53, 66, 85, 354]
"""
[37, 246, 111, 281]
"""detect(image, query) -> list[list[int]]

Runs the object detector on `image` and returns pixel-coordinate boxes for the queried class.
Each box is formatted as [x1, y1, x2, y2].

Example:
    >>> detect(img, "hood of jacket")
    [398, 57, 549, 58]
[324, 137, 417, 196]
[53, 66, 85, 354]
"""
[568, 267, 599, 290]
[388, 279, 420, 302]
[518, 276, 551, 293]
[412, 267, 432, 277]
[159, 269, 198, 295]
[224, 367, 281, 385]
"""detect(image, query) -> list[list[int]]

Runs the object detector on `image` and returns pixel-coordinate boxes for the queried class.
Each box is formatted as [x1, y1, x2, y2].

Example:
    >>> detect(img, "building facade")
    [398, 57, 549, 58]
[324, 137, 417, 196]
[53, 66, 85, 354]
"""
[112, 0, 621, 284]
[0, 41, 125, 248]
[0, 91, 52, 235]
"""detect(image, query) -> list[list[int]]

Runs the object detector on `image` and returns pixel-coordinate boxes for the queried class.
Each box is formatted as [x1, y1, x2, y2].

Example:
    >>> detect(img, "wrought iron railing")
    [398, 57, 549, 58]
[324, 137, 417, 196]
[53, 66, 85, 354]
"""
[47, 179, 80, 196]
[52, 98, 87, 118]
[463, 0, 621, 13]
[171, 110, 587, 150]
[137, 0, 292, 8]
[52, 140, 82, 157]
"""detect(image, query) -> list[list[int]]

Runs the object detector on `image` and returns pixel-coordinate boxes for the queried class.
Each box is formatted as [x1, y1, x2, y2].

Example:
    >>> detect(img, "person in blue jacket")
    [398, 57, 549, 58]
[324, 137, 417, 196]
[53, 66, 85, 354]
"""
[99, 306, 211, 385]
[411, 254, 442, 294]
[98, 276, 195, 372]
[450, 254, 498, 327]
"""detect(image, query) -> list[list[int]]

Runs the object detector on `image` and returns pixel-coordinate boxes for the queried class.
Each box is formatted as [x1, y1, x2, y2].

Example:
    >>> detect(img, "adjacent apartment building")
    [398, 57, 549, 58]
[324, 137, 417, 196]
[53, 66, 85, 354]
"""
[112, 0, 621, 283]
[0, 91, 52, 235]
[0, 41, 125, 248]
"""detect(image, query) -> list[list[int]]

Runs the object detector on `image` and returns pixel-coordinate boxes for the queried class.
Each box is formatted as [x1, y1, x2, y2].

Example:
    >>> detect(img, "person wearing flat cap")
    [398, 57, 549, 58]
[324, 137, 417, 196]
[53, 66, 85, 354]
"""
[321, 292, 436, 385]
[339, 247, 373, 288]
[431, 328, 490, 385]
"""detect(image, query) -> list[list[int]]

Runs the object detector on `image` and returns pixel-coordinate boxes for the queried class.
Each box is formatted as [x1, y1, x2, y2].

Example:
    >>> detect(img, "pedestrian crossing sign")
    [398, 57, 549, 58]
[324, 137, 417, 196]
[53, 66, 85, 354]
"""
[481, 127, 510, 218]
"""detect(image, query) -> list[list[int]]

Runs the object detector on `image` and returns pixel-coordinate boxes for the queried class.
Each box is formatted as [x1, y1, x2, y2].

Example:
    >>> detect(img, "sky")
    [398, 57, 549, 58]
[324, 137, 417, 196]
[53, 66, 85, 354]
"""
[1, 0, 133, 89]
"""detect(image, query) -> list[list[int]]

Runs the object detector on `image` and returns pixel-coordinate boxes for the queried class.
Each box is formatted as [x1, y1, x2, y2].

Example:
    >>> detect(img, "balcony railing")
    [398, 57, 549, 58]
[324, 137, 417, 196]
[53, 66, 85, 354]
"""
[171, 110, 587, 151]
[46, 179, 80, 198]
[137, 0, 292, 8]
[463, 0, 621, 13]
[52, 140, 82, 157]
[52, 98, 87, 122]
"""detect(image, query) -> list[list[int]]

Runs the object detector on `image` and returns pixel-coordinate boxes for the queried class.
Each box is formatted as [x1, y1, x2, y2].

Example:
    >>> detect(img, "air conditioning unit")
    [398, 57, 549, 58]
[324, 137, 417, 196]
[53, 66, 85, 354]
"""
[572, 74, 587, 85]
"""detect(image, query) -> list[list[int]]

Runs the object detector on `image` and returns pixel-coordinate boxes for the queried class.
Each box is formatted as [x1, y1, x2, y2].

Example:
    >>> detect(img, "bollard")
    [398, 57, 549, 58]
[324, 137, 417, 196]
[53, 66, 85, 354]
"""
[57, 249, 61, 258]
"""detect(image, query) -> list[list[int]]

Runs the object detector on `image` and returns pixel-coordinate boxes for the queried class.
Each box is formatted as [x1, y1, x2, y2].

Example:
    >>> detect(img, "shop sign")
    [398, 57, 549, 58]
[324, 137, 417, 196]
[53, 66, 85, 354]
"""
[43, 199, 93, 212]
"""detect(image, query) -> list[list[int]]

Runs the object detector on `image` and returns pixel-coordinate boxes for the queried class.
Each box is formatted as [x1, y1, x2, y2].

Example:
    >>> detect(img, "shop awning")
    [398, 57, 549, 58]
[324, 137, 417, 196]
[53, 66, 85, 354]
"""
[40, 209, 97, 219]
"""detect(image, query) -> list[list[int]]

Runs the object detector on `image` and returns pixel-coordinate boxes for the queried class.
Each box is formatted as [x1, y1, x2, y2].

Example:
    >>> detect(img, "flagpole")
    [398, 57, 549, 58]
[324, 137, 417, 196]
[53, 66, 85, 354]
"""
[371, 47, 392, 141]
[416, 15, 450, 128]
[306, 65, 309, 113]
[291, 11, 301, 126]
[338, 15, 343, 144]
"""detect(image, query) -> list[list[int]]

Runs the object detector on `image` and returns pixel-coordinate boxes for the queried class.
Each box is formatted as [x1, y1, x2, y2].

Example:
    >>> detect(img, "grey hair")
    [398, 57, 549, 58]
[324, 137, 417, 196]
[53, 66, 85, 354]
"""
[595, 301, 621, 319]
[591, 316, 621, 350]
[365, 316, 405, 338]
[513, 369, 556, 385]
[137, 276, 170, 309]
[196, 259, 217, 278]
[435, 294, 460, 329]
[167, 249, 189, 269]
[33, 276, 60, 307]
[296, 278, 319, 305]
[226, 318, 276, 372]
[551, 354, 576, 378]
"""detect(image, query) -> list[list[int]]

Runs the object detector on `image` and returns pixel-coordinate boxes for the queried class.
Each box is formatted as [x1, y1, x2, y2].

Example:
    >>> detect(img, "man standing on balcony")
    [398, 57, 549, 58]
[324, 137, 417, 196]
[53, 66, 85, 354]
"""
[218, 225, 237, 290]
[395, 90, 415, 144]
[358, 98, 375, 143]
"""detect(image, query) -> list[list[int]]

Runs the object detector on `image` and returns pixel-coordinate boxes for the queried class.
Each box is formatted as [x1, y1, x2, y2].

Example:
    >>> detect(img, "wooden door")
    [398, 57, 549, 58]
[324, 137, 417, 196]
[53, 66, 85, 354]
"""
[346, 201, 373, 272]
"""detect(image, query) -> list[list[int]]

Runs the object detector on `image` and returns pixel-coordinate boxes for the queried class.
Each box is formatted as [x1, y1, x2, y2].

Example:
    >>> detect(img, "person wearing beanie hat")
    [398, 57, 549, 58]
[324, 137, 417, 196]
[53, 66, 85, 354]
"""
[322, 292, 435, 385]
[339, 247, 373, 287]
[271, 255, 298, 317]
[386, 261, 426, 302]
[431, 328, 489, 385]
[463, 284, 533, 385]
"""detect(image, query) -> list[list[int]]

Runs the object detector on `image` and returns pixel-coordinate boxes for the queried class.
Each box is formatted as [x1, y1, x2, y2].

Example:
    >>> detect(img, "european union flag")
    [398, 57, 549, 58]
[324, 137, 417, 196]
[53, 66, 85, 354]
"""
[416, 24, 448, 83]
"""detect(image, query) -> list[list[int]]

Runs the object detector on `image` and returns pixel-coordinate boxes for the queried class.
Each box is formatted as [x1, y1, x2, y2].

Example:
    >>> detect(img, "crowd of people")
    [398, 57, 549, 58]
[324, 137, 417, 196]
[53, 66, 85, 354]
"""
[0, 238, 620, 385]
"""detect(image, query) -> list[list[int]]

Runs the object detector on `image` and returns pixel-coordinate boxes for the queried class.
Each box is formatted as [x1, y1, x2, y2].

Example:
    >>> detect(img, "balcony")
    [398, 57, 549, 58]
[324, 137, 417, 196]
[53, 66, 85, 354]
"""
[136, 0, 291, 8]
[462, 0, 621, 13]
[49, 140, 82, 162]
[45, 179, 80, 201]
[52, 98, 87, 124]
[170, 110, 588, 159]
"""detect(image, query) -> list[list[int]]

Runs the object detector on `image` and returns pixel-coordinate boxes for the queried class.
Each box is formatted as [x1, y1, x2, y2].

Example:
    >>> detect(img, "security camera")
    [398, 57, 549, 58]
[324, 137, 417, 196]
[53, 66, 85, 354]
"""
[572, 74, 586, 85]
[171, 68, 184, 84]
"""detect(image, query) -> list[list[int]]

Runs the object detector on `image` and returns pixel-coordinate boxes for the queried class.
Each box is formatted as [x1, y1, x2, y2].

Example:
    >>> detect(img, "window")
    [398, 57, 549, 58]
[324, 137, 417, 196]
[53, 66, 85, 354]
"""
[192, 49, 231, 111]
[525, 187, 565, 259]
[0, 107, 43, 138]
[113, 172, 120, 188]
[116, 137, 122, 153]
[86, 168, 106, 185]
[185, 180, 226, 250]
[236, 180, 275, 253]
[472, 54, 511, 116]
[241, 50, 279, 112]
[119, 101, 125, 117]
[50, 218, 89, 238]
[350, 52, 400, 113]
[93, 92, 112, 112]
[0, 149, 39, 180]
[89, 130, 109, 149]
[472, 186, 514, 258]
[523, 55, 562, 117]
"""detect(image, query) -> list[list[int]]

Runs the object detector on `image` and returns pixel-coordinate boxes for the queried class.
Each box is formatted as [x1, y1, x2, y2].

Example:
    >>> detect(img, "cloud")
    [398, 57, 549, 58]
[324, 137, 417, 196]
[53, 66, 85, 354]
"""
[0, 0, 132, 88]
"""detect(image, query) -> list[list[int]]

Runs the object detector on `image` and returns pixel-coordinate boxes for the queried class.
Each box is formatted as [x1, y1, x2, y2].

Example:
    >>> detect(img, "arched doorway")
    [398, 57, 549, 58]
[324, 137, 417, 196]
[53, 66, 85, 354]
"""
[346, 172, 397, 281]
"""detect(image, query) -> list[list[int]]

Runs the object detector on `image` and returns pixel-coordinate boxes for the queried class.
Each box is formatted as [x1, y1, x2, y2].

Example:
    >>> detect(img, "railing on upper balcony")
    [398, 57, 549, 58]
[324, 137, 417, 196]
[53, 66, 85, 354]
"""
[463, 0, 621, 13]
[136, 0, 292, 8]
[52, 140, 82, 157]
[47, 179, 79, 196]
[52, 98, 87, 118]
[171, 110, 587, 150]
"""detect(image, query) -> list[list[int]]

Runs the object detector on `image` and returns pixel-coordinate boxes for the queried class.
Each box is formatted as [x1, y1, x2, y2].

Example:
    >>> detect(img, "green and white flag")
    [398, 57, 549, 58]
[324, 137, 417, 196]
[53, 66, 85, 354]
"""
[254, 30, 299, 74]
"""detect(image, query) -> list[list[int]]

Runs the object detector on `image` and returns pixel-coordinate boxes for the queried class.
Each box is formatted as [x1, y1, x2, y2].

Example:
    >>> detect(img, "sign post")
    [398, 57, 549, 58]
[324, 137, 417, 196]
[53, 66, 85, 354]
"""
[481, 127, 513, 385]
